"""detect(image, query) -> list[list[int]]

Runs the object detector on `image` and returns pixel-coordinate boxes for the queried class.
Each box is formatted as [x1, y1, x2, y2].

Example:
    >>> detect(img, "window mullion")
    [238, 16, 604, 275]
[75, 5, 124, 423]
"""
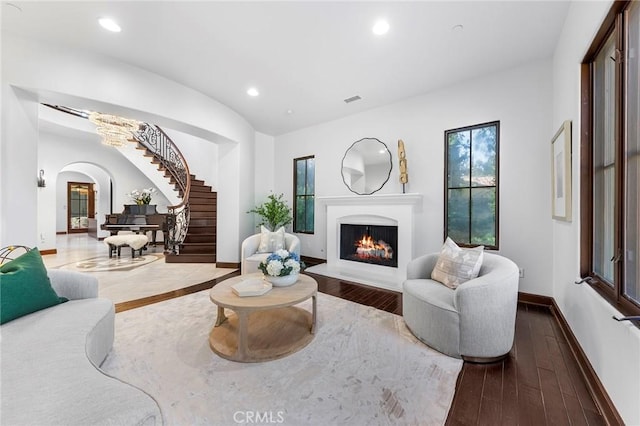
[296, 160, 307, 231]
[580, 63, 595, 278]
[468, 132, 473, 244]
[614, 12, 626, 301]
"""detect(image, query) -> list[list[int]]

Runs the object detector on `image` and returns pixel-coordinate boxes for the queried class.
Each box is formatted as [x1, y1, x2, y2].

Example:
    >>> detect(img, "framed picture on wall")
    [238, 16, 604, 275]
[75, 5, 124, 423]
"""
[551, 120, 572, 221]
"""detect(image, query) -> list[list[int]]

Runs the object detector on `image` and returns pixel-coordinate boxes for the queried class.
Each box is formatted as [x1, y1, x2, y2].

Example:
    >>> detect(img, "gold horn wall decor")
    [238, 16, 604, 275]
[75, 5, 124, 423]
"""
[398, 139, 408, 193]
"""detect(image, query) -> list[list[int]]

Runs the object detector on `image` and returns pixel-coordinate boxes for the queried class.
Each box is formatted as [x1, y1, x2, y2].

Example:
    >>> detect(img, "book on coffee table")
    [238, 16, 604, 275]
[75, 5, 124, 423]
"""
[231, 278, 272, 297]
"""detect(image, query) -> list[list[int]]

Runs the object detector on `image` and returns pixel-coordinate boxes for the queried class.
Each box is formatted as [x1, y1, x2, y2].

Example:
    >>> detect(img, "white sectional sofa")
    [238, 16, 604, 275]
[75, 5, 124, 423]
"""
[1, 269, 162, 425]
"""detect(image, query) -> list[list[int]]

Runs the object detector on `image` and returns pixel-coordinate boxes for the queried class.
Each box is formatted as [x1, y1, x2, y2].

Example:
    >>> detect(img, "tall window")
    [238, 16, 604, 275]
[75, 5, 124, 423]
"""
[445, 121, 499, 249]
[293, 156, 315, 233]
[581, 0, 640, 316]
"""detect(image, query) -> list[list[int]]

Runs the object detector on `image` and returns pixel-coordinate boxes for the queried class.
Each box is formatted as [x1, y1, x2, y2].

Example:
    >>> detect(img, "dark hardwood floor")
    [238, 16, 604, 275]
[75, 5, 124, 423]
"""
[307, 271, 403, 315]
[445, 303, 606, 426]
[116, 270, 606, 426]
[306, 273, 605, 426]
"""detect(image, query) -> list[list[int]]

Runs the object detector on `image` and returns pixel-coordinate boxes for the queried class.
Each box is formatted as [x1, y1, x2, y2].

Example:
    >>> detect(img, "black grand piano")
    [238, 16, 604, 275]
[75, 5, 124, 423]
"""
[101, 205, 169, 249]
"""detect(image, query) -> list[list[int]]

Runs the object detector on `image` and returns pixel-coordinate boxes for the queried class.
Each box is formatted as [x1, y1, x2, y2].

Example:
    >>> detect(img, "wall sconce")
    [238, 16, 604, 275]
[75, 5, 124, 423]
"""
[37, 169, 46, 187]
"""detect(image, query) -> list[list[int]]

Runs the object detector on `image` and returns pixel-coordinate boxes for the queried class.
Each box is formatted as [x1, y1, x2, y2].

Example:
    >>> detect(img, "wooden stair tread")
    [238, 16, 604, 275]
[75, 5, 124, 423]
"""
[165, 253, 216, 263]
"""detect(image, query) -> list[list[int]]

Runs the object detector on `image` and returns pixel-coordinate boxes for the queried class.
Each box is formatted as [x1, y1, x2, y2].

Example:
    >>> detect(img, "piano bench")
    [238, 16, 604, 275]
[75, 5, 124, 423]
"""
[104, 235, 149, 259]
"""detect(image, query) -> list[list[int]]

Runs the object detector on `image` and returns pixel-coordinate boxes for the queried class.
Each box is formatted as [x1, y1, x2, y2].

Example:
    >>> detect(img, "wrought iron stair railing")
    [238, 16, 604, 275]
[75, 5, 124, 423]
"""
[134, 124, 191, 254]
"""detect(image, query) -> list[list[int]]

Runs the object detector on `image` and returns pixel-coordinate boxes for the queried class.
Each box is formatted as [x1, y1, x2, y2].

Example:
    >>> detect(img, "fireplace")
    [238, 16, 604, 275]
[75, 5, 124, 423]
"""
[340, 224, 398, 268]
[305, 193, 422, 292]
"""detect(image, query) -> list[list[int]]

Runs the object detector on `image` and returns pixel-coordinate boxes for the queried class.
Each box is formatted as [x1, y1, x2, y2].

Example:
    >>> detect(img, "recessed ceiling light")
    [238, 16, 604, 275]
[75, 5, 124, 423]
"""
[247, 87, 259, 97]
[372, 19, 390, 36]
[286, 109, 294, 115]
[98, 18, 121, 33]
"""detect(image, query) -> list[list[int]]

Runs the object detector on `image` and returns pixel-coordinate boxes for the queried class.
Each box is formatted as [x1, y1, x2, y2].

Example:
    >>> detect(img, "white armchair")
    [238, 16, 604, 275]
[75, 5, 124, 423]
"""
[402, 252, 519, 363]
[241, 233, 301, 274]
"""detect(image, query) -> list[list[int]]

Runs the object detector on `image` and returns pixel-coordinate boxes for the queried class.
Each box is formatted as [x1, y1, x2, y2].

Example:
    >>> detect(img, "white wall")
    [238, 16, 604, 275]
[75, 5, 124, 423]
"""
[552, 1, 640, 423]
[274, 59, 554, 296]
[163, 128, 219, 189]
[0, 87, 39, 248]
[2, 35, 253, 145]
[252, 132, 276, 230]
[238, 134, 256, 245]
[217, 135, 256, 262]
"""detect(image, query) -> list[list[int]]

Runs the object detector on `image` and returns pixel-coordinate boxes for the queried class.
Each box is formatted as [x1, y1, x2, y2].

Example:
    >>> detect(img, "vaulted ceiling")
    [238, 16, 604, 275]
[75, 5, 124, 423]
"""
[2, 1, 570, 136]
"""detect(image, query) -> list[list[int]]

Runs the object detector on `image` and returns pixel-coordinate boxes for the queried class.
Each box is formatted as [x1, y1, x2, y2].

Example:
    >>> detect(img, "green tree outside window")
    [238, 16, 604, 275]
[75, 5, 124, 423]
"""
[294, 156, 315, 233]
[445, 122, 499, 249]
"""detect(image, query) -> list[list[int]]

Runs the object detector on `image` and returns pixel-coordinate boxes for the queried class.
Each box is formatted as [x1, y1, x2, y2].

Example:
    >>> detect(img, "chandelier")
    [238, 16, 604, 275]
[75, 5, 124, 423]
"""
[88, 112, 141, 147]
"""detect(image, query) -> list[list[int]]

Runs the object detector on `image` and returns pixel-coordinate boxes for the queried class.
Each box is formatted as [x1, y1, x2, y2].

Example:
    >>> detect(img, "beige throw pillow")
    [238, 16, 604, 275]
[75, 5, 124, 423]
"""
[257, 226, 285, 253]
[431, 237, 484, 289]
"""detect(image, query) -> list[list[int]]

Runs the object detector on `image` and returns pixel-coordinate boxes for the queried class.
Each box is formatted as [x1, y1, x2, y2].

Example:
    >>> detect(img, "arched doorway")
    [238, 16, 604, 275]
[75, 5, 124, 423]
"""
[57, 163, 113, 238]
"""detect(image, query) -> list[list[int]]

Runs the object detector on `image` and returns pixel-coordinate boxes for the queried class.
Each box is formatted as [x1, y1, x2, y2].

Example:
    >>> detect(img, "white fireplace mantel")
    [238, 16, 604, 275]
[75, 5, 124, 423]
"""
[317, 193, 422, 207]
[308, 193, 423, 292]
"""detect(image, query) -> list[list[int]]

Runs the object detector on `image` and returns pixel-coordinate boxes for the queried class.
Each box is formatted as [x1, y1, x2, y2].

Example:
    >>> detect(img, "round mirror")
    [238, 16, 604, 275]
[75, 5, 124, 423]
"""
[341, 138, 392, 195]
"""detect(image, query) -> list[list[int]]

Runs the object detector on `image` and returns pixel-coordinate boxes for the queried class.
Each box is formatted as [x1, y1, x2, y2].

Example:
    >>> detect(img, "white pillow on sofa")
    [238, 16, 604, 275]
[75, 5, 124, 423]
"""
[431, 237, 484, 289]
[257, 226, 285, 253]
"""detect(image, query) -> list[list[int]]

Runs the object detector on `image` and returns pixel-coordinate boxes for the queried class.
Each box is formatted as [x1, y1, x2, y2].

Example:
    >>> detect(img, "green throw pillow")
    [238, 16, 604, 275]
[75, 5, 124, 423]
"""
[0, 248, 68, 325]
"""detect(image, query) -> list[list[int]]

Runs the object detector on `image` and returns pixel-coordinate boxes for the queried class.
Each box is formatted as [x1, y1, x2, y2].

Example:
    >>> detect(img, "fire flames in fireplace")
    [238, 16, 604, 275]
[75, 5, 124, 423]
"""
[340, 223, 398, 267]
[355, 235, 394, 260]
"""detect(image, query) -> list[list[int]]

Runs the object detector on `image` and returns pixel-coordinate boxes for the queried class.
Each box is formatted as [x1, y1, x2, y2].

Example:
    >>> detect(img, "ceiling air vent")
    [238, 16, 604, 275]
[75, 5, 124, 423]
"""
[344, 95, 361, 104]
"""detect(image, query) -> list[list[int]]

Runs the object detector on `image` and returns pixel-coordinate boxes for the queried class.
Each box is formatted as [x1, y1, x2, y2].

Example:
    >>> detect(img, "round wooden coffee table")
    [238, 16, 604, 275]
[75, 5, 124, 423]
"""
[209, 273, 317, 363]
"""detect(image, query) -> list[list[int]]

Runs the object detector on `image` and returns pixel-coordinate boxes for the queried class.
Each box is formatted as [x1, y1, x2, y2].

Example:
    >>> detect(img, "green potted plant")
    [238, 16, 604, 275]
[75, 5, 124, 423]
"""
[247, 193, 293, 231]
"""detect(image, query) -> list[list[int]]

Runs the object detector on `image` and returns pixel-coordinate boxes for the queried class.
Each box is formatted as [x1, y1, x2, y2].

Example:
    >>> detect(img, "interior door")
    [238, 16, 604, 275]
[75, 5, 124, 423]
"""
[67, 182, 95, 233]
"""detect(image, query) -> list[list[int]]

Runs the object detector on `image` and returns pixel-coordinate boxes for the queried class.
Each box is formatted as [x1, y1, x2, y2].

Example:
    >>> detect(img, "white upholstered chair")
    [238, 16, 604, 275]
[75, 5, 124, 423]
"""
[402, 252, 519, 363]
[241, 232, 301, 274]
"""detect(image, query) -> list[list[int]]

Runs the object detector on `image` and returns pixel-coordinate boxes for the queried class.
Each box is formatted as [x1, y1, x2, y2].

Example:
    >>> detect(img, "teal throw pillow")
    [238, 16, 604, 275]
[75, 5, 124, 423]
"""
[0, 248, 68, 325]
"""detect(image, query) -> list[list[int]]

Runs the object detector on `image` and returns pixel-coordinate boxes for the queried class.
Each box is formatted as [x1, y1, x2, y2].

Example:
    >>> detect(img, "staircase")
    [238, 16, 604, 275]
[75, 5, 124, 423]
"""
[134, 125, 217, 263]
[167, 176, 216, 263]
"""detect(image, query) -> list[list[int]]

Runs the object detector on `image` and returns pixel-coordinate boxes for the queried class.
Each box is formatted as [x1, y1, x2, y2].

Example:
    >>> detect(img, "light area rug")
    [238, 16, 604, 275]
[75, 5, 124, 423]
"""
[101, 290, 463, 425]
[57, 253, 163, 272]
[54, 251, 235, 305]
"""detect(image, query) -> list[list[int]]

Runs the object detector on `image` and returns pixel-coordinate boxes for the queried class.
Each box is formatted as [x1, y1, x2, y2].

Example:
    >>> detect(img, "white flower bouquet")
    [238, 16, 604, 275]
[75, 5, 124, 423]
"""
[127, 187, 156, 205]
[259, 249, 304, 277]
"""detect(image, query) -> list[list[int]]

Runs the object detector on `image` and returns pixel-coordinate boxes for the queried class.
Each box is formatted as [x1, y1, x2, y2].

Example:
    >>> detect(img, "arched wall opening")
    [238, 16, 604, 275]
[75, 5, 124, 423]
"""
[3, 35, 257, 260]
[56, 163, 113, 238]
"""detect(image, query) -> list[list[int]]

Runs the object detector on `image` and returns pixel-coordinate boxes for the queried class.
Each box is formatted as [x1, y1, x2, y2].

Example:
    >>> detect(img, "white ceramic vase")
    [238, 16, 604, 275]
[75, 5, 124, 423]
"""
[265, 273, 299, 287]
